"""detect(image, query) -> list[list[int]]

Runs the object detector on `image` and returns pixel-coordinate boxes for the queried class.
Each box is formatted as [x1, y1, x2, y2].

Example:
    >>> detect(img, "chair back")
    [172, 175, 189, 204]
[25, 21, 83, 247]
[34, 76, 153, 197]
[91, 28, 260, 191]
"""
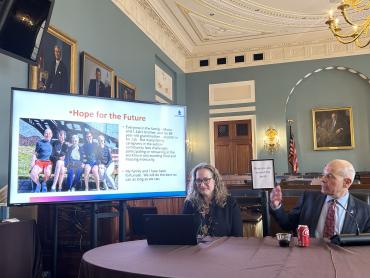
[127, 206, 158, 238]
[233, 189, 270, 237]
[351, 192, 370, 204]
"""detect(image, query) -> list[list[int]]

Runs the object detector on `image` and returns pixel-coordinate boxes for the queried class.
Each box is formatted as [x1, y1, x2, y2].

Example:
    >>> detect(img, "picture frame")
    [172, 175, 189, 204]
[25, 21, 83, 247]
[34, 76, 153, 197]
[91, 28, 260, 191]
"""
[115, 76, 136, 101]
[29, 25, 77, 94]
[312, 107, 355, 150]
[80, 52, 114, 98]
[155, 64, 173, 101]
[251, 159, 275, 189]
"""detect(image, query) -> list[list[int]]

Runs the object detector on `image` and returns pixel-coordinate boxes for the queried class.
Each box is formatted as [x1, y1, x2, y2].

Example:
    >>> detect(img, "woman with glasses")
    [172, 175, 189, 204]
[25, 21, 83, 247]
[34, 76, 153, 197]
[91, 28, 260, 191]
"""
[183, 163, 243, 237]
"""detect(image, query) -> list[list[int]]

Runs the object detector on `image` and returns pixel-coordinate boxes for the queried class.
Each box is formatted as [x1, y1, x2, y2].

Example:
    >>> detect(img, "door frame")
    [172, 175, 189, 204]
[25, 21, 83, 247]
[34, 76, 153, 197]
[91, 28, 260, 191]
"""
[209, 115, 257, 166]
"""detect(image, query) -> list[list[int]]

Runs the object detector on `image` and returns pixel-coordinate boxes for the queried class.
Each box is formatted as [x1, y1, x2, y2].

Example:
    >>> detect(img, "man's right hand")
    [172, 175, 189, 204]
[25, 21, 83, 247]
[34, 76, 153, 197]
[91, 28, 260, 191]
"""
[270, 185, 283, 209]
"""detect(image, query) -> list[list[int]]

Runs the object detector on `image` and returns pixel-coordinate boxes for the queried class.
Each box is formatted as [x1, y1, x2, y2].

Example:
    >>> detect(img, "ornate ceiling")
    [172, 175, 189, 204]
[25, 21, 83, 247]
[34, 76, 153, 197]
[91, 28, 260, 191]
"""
[148, 0, 335, 54]
[113, 0, 370, 72]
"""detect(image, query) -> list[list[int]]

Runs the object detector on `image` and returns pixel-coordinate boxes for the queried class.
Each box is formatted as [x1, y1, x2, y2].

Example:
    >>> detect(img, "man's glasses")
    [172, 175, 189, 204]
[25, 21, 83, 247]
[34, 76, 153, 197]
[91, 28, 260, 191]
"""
[195, 177, 213, 186]
[320, 173, 341, 180]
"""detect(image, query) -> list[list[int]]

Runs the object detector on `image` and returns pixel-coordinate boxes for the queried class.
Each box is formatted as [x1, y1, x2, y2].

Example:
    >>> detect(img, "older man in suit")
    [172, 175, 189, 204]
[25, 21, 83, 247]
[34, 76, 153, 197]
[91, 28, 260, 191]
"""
[270, 159, 370, 237]
[87, 67, 107, 97]
[46, 45, 69, 93]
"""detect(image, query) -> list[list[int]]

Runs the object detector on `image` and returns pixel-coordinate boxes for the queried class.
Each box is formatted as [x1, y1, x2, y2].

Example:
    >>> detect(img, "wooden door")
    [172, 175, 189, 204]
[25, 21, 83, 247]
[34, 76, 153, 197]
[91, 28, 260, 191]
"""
[214, 120, 252, 175]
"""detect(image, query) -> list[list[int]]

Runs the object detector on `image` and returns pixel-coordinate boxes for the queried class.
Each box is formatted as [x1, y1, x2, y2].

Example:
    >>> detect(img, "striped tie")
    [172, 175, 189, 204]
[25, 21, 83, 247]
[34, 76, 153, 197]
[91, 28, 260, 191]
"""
[323, 199, 336, 238]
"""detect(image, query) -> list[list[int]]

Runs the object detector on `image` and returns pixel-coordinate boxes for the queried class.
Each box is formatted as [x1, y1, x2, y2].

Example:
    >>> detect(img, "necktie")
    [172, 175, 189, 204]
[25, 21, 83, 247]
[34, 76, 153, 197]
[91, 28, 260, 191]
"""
[323, 199, 336, 238]
[96, 82, 99, 96]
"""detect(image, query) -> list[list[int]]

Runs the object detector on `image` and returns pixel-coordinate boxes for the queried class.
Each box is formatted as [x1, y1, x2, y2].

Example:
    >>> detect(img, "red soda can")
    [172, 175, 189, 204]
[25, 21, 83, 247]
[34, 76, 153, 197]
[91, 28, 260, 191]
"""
[297, 225, 310, 247]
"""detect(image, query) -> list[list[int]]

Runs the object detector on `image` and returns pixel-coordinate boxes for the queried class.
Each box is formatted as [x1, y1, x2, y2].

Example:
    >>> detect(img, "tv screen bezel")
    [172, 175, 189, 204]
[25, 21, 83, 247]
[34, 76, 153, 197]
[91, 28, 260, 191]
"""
[8, 87, 187, 206]
[0, 0, 55, 65]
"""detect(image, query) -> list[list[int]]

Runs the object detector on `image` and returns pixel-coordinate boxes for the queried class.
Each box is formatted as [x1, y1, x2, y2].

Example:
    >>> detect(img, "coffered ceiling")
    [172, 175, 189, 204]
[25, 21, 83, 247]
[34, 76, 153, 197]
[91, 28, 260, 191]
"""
[113, 0, 370, 72]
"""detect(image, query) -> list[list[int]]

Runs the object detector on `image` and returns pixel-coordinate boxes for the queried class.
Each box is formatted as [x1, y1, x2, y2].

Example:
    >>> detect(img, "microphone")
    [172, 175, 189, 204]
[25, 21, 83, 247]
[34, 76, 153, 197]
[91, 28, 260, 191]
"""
[333, 199, 360, 236]
[330, 199, 370, 246]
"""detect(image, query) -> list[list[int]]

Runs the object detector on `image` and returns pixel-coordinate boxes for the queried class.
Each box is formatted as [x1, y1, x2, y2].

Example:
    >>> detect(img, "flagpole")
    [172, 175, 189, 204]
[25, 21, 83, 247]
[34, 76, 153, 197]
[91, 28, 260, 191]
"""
[287, 119, 299, 174]
[288, 120, 293, 174]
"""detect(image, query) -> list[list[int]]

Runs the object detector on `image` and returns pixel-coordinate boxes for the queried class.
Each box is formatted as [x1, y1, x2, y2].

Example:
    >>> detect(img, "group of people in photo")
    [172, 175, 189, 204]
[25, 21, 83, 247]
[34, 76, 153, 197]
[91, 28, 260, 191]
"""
[29, 128, 118, 193]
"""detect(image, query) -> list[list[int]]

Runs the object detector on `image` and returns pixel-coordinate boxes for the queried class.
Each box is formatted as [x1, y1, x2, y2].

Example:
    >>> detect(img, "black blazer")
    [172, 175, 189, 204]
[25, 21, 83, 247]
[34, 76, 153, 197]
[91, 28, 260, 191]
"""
[270, 191, 370, 237]
[46, 60, 69, 93]
[183, 195, 243, 237]
[87, 79, 107, 97]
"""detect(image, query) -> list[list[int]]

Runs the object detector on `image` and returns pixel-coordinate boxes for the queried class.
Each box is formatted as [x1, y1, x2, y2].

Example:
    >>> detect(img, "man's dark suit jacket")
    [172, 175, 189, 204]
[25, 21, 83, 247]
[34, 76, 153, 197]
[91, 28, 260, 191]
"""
[46, 60, 69, 93]
[270, 191, 370, 237]
[87, 79, 108, 97]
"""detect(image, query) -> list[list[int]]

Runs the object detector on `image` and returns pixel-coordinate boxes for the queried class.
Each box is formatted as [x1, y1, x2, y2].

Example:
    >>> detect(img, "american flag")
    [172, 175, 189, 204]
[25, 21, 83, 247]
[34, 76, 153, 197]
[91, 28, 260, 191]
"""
[288, 125, 299, 174]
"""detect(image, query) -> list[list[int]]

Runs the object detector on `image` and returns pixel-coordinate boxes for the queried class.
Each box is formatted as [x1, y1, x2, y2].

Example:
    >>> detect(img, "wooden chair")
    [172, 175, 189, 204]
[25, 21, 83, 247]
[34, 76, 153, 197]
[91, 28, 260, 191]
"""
[233, 189, 270, 237]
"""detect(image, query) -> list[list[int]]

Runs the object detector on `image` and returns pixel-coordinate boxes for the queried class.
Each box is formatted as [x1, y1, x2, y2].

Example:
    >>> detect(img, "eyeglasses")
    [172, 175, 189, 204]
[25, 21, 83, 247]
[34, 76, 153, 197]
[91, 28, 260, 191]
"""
[320, 172, 345, 180]
[195, 177, 213, 186]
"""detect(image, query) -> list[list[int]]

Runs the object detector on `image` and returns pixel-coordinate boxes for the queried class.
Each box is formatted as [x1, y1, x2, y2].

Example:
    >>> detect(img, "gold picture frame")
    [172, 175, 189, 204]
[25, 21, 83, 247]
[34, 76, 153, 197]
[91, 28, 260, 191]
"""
[312, 107, 355, 150]
[80, 52, 114, 98]
[29, 25, 77, 94]
[115, 76, 136, 101]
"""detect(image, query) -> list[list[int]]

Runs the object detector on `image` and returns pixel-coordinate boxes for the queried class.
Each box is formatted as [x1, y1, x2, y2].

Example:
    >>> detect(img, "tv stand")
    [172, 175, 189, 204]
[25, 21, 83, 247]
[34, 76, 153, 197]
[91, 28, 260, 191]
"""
[50, 201, 126, 278]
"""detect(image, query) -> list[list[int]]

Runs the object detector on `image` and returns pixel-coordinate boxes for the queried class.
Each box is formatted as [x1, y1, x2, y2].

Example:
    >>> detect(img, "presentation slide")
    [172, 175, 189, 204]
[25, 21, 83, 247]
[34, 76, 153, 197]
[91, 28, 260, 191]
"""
[9, 89, 186, 205]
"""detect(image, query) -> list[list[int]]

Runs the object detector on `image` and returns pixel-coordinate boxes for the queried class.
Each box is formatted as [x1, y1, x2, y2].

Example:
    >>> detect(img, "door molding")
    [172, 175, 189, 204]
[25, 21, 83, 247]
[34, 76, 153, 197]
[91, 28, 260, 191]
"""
[209, 115, 257, 166]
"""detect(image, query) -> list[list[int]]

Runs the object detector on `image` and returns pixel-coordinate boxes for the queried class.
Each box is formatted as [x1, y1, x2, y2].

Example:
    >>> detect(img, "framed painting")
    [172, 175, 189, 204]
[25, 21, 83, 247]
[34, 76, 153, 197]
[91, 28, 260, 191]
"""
[80, 52, 114, 98]
[312, 107, 355, 150]
[115, 76, 136, 101]
[29, 25, 77, 94]
[155, 64, 173, 101]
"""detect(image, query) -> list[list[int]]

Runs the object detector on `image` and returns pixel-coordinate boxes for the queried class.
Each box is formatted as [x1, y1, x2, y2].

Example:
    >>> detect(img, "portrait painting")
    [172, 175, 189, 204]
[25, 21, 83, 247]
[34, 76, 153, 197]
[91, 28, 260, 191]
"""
[29, 26, 77, 94]
[80, 52, 114, 98]
[115, 76, 136, 101]
[312, 107, 355, 150]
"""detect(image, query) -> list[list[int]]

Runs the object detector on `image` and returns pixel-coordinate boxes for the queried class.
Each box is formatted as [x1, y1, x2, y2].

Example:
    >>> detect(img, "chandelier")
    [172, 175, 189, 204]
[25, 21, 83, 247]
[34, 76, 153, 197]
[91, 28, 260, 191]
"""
[325, 0, 370, 48]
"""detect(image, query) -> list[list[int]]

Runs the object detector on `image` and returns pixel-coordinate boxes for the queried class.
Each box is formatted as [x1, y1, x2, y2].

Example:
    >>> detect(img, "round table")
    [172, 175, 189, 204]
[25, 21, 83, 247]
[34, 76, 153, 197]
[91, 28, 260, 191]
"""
[79, 237, 370, 278]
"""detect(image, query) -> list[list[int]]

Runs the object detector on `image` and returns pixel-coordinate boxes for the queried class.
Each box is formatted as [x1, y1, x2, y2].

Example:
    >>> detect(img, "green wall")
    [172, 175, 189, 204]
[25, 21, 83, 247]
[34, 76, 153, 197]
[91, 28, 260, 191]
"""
[0, 0, 186, 187]
[186, 55, 370, 174]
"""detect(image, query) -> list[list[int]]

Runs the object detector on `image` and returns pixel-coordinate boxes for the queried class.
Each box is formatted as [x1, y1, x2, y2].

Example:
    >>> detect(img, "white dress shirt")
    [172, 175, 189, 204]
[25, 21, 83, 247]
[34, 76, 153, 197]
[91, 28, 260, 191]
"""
[315, 192, 349, 238]
[55, 60, 60, 74]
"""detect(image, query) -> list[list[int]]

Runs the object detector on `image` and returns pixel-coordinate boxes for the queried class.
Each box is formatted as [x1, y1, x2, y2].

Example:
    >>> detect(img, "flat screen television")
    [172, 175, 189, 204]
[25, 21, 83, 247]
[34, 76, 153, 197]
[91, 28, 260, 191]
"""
[0, 0, 54, 65]
[8, 88, 187, 205]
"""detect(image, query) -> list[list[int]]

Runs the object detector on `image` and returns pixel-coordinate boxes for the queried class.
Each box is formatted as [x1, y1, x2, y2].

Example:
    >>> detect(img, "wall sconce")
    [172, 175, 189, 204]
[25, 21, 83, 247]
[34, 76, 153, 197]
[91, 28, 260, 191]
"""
[186, 138, 193, 154]
[264, 128, 280, 153]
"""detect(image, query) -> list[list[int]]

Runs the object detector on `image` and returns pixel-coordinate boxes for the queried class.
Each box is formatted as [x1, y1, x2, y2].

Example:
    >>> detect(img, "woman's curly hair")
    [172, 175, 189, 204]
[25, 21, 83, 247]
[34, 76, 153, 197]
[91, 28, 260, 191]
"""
[186, 162, 228, 211]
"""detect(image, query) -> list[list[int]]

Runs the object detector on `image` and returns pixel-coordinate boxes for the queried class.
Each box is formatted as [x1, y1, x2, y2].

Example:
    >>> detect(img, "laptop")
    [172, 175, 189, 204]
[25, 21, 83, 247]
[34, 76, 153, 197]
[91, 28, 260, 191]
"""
[143, 214, 199, 245]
